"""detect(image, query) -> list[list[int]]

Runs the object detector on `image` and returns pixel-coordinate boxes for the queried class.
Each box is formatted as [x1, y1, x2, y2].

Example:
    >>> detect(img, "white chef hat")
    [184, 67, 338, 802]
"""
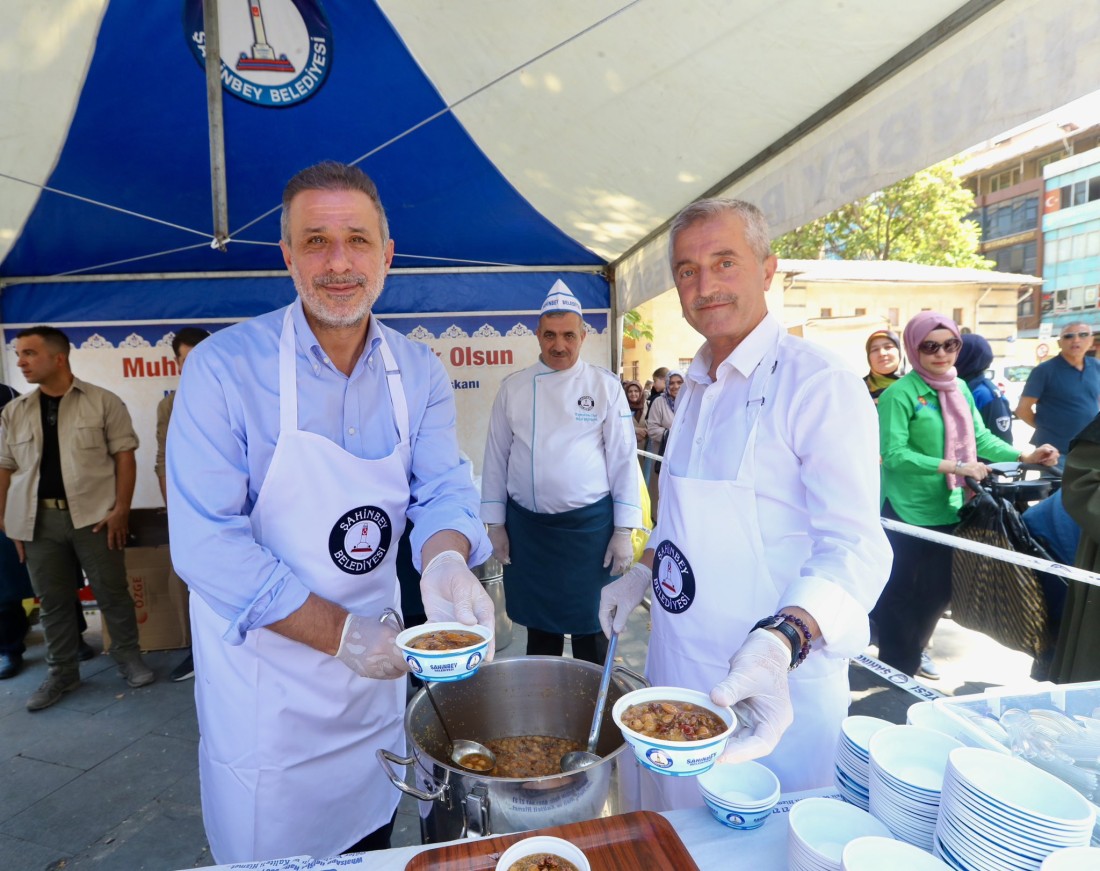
[539, 279, 583, 317]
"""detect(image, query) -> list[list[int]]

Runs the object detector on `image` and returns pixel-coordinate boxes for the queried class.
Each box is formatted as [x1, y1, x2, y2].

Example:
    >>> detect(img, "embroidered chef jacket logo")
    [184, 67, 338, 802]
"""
[575, 394, 597, 423]
[185, 0, 333, 108]
[652, 539, 695, 614]
[329, 505, 391, 574]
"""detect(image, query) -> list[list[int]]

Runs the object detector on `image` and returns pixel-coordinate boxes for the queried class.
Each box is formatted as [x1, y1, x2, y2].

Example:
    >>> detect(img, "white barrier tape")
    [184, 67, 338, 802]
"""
[880, 516, 1100, 588]
[852, 652, 945, 701]
[637, 449, 663, 462]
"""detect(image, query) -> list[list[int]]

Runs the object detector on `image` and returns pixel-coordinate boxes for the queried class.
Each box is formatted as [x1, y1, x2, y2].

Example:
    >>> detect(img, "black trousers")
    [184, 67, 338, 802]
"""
[342, 809, 397, 854]
[870, 501, 956, 676]
[526, 627, 608, 665]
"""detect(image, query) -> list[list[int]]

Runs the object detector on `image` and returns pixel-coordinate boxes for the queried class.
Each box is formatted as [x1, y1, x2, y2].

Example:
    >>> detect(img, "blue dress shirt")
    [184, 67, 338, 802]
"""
[166, 300, 490, 642]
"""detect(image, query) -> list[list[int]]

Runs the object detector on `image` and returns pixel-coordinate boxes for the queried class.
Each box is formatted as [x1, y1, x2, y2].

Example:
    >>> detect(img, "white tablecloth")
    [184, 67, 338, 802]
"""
[191, 787, 838, 871]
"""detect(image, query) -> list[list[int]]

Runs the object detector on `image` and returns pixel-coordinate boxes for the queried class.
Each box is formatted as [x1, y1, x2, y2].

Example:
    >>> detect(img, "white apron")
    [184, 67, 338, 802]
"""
[634, 340, 849, 811]
[191, 308, 409, 863]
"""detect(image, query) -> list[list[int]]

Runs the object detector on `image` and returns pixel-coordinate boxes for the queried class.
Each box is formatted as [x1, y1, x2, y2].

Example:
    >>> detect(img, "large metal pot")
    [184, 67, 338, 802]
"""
[379, 656, 647, 842]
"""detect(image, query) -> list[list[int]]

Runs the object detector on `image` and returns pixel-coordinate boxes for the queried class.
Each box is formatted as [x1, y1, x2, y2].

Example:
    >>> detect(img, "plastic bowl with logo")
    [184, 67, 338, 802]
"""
[495, 835, 591, 871]
[611, 686, 736, 776]
[697, 760, 781, 829]
[395, 622, 493, 682]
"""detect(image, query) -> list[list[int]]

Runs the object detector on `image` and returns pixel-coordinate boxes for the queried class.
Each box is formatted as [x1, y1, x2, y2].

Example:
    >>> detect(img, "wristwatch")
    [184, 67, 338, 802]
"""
[751, 615, 804, 670]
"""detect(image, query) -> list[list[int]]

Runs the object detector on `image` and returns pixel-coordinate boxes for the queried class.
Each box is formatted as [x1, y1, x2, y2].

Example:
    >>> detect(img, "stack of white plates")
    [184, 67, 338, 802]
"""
[835, 716, 891, 810]
[1040, 845, 1100, 869]
[842, 835, 952, 870]
[788, 796, 894, 871]
[868, 725, 962, 851]
[934, 747, 1096, 870]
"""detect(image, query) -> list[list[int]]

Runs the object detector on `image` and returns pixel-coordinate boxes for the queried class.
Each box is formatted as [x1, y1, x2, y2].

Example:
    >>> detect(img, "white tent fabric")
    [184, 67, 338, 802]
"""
[2, 0, 1100, 313]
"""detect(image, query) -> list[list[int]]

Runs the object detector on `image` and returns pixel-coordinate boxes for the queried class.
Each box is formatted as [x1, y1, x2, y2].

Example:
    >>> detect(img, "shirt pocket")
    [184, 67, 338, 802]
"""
[7, 426, 36, 467]
[73, 417, 107, 452]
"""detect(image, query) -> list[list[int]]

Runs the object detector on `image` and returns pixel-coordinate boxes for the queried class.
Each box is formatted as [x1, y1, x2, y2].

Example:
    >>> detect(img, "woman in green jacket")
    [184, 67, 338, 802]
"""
[872, 311, 1059, 676]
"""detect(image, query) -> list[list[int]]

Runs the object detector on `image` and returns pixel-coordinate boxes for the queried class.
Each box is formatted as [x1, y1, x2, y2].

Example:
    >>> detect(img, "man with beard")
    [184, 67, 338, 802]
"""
[166, 162, 493, 863]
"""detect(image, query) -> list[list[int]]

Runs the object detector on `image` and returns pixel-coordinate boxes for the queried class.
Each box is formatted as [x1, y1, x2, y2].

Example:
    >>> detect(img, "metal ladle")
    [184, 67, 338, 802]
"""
[383, 609, 497, 774]
[561, 629, 618, 772]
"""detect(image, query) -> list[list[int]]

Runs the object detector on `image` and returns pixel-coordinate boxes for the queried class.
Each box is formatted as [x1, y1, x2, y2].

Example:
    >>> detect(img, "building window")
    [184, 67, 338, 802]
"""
[819, 307, 832, 318]
[1019, 293, 1035, 318]
[1037, 151, 1067, 171]
[988, 169, 1020, 192]
[888, 308, 899, 326]
[678, 358, 693, 370]
[953, 308, 964, 328]
[854, 307, 866, 316]
[629, 360, 639, 381]
[990, 241, 1037, 275]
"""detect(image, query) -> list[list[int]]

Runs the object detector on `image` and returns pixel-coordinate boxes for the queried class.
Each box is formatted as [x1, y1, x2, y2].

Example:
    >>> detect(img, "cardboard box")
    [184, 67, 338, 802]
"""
[101, 545, 190, 652]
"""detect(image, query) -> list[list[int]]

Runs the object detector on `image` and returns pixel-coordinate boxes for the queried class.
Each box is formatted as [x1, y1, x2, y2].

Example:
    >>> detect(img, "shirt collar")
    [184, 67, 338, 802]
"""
[687, 313, 781, 385]
[291, 298, 383, 375]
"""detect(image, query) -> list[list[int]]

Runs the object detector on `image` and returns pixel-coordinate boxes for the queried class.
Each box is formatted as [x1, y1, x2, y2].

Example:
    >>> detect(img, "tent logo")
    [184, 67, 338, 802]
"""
[185, 0, 333, 108]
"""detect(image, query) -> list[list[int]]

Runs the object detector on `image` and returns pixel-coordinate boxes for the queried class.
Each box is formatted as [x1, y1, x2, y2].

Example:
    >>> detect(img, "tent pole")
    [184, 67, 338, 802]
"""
[202, 0, 230, 252]
[609, 267, 621, 376]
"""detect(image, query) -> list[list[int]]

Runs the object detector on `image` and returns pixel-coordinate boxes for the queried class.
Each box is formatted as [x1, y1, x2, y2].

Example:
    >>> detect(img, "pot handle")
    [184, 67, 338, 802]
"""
[376, 748, 446, 802]
[613, 664, 650, 689]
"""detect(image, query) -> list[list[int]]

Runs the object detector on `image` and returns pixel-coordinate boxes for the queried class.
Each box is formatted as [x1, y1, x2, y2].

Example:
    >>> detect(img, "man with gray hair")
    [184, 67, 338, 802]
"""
[167, 161, 493, 862]
[599, 198, 890, 810]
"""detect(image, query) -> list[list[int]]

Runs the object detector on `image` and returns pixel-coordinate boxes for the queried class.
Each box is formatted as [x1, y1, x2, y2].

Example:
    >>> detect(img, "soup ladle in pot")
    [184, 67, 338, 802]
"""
[383, 609, 497, 773]
[561, 628, 618, 772]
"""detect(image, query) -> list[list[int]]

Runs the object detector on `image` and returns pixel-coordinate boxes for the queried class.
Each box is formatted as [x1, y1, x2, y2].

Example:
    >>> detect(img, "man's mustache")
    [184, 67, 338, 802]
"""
[314, 273, 366, 288]
[691, 293, 735, 310]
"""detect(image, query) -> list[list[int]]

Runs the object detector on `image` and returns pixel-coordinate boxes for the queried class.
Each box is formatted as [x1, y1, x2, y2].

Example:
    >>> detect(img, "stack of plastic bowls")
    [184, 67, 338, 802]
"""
[697, 761, 781, 830]
[788, 796, 894, 871]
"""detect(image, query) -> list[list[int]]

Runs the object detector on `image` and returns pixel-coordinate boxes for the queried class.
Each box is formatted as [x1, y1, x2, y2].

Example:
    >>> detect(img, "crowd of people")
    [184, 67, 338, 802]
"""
[4, 160, 1100, 864]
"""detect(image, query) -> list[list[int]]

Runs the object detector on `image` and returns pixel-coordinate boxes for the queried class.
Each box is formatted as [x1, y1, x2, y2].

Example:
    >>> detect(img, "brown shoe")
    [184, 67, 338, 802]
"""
[117, 657, 155, 688]
[27, 670, 80, 711]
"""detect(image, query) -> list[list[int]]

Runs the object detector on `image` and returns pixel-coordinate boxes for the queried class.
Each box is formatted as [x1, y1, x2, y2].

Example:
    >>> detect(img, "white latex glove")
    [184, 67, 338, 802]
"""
[598, 562, 650, 637]
[487, 524, 510, 565]
[602, 526, 635, 576]
[335, 612, 408, 680]
[420, 550, 496, 660]
[710, 629, 794, 765]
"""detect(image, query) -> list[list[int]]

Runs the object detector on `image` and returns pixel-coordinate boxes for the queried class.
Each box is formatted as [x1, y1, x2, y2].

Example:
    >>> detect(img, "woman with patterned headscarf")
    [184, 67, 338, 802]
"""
[863, 329, 903, 402]
[622, 379, 647, 449]
[871, 312, 1059, 678]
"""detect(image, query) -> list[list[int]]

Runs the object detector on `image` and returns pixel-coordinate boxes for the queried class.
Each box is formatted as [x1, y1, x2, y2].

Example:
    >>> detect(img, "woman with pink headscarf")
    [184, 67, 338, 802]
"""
[871, 312, 1059, 677]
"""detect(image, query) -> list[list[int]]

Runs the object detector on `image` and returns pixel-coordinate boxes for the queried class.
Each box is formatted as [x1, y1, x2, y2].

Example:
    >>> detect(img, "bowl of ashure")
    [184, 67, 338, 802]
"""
[494, 835, 591, 871]
[395, 622, 493, 682]
[611, 686, 737, 776]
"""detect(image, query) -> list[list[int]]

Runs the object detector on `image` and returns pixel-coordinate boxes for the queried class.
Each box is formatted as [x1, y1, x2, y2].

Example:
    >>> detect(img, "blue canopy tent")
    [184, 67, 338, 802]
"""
[5, 0, 1099, 324]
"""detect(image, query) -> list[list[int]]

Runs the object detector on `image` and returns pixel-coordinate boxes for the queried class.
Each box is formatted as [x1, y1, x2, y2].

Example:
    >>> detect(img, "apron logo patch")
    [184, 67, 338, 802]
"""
[652, 539, 695, 614]
[329, 506, 392, 574]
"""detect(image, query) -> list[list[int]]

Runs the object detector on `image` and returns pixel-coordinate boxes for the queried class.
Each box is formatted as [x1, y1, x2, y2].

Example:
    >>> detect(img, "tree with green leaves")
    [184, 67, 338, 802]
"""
[622, 309, 653, 341]
[773, 160, 991, 269]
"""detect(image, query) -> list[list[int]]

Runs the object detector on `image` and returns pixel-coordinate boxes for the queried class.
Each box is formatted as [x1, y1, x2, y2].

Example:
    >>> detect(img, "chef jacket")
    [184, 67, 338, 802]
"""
[481, 358, 642, 528]
[167, 300, 490, 641]
[654, 314, 891, 657]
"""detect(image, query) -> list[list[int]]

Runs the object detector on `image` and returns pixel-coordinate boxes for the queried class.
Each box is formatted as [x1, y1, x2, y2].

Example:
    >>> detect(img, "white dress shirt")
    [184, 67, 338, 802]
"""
[480, 358, 642, 528]
[655, 313, 891, 656]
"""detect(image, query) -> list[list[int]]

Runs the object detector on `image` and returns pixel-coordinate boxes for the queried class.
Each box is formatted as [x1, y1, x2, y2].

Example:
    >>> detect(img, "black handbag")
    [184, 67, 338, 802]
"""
[951, 481, 1053, 658]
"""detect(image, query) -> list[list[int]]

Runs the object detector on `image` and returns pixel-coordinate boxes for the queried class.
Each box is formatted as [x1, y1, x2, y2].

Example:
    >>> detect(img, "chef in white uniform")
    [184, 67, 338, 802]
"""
[481, 281, 642, 664]
[166, 162, 493, 863]
[599, 198, 891, 810]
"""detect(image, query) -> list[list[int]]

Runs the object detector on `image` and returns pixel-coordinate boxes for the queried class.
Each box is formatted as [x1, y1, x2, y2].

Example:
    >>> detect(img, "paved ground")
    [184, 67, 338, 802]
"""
[0, 597, 1043, 871]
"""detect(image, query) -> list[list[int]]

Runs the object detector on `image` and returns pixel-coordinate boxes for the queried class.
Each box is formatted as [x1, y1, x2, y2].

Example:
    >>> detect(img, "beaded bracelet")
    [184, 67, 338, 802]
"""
[777, 612, 813, 669]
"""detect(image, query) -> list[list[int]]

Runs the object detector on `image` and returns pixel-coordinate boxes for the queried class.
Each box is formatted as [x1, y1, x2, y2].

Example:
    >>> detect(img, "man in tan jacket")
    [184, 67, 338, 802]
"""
[0, 326, 153, 711]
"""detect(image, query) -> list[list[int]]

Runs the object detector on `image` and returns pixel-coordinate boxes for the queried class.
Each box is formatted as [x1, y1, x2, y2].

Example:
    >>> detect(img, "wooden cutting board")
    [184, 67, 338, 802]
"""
[403, 810, 699, 870]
